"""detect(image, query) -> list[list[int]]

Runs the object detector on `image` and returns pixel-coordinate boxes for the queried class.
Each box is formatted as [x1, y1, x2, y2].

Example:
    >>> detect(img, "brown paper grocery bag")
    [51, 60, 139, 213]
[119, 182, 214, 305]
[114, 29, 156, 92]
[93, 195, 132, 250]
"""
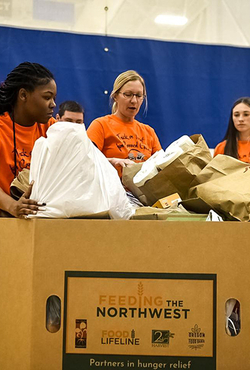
[122, 162, 149, 205]
[190, 154, 247, 187]
[123, 134, 212, 206]
[10, 168, 30, 200]
[130, 204, 197, 220]
[188, 163, 250, 221]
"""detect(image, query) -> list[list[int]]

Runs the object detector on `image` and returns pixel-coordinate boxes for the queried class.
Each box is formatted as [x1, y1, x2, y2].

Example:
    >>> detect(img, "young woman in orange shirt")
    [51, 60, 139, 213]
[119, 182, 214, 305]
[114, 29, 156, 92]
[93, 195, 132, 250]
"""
[214, 97, 250, 163]
[0, 62, 57, 217]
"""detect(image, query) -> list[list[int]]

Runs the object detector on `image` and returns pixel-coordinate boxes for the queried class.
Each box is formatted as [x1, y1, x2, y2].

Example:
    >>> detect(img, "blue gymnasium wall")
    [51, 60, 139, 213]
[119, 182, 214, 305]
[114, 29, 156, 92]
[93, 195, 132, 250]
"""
[1, 25, 250, 148]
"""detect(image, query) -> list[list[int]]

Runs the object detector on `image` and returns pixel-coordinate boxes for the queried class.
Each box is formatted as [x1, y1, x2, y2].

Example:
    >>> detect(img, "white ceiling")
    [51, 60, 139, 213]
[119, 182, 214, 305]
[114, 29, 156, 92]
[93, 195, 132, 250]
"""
[1, 0, 250, 46]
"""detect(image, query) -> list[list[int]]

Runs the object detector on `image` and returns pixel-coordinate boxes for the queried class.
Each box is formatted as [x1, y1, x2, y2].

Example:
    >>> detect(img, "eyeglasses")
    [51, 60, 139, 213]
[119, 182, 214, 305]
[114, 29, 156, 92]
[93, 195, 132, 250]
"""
[119, 91, 145, 101]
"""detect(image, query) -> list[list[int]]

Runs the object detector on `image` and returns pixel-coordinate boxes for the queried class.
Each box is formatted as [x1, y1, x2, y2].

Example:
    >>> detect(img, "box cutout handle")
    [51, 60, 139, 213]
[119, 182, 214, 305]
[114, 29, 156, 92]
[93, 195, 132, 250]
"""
[225, 298, 240, 336]
[46, 295, 61, 333]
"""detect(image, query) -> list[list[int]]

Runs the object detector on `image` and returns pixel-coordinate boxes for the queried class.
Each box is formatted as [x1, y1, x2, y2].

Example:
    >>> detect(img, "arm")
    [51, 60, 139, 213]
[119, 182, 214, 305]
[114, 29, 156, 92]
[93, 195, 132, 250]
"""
[214, 141, 226, 157]
[87, 119, 105, 151]
[0, 182, 43, 218]
[88, 119, 135, 169]
[107, 158, 135, 168]
[150, 127, 162, 154]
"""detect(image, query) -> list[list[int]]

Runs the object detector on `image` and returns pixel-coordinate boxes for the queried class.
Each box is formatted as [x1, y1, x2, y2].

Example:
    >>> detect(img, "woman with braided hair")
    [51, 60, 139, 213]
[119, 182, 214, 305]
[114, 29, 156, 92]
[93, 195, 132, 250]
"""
[0, 61, 57, 217]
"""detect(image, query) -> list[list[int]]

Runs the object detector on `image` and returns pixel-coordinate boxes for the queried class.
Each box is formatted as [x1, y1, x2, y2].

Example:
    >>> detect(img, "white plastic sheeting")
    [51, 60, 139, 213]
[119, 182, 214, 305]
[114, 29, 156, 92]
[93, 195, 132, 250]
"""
[1, 0, 250, 47]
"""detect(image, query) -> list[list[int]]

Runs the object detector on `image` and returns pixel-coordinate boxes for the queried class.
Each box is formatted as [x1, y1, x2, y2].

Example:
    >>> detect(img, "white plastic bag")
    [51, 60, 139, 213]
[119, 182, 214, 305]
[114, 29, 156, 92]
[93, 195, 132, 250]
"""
[133, 135, 195, 187]
[29, 122, 134, 219]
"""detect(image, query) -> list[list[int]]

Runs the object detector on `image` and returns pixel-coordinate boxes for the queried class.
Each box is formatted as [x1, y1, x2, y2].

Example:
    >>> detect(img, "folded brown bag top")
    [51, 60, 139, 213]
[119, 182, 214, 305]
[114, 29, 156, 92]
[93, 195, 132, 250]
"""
[10, 168, 30, 200]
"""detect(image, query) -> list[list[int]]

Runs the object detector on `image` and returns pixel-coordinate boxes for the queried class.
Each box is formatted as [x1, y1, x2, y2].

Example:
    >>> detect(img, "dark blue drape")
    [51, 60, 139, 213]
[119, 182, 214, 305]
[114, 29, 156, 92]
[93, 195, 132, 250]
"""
[1, 26, 250, 148]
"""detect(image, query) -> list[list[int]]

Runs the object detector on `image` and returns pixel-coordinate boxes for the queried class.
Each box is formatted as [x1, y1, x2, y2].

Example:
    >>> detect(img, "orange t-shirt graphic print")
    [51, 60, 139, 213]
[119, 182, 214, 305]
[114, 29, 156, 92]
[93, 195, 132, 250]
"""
[113, 131, 153, 162]
[87, 114, 162, 176]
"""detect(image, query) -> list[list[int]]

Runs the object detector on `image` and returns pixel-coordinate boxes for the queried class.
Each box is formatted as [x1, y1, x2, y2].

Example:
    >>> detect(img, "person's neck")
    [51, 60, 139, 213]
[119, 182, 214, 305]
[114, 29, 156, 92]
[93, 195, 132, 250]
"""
[238, 132, 250, 141]
[114, 112, 134, 123]
[11, 109, 35, 127]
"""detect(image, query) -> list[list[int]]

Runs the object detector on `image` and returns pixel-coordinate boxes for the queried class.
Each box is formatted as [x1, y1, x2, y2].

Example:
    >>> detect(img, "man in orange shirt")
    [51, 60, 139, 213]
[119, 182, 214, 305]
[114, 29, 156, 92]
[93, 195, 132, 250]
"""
[0, 62, 57, 217]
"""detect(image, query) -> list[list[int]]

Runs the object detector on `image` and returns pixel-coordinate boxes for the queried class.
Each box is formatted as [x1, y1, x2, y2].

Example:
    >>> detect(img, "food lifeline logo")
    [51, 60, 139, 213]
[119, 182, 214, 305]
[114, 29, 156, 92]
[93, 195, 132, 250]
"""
[96, 282, 191, 319]
[101, 329, 140, 346]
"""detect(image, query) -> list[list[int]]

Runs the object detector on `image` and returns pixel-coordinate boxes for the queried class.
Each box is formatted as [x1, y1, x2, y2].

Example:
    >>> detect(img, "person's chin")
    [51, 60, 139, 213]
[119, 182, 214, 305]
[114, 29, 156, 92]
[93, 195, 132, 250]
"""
[127, 109, 138, 117]
[39, 117, 50, 124]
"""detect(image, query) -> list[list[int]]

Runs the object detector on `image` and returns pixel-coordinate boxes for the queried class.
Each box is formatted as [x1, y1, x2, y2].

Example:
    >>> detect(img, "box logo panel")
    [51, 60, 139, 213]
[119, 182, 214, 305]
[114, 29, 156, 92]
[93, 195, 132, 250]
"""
[63, 272, 216, 370]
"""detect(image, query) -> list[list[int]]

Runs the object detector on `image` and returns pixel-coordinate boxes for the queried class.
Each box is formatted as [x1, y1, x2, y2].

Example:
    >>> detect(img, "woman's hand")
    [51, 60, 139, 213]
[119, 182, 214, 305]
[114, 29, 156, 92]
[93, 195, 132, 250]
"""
[9, 182, 45, 218]
[108, 158, 135, 168]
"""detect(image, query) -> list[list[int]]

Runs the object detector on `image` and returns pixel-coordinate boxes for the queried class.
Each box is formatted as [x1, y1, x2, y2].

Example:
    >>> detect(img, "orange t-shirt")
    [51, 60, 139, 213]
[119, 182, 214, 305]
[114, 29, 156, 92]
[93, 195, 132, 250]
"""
[0, 112, 55, 195]
[87, 114, 162, 174]
[214, 140, 250, 163]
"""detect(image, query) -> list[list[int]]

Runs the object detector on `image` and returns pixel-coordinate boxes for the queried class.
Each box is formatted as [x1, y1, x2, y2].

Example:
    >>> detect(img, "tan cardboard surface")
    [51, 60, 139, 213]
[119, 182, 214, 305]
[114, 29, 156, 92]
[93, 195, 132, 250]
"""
[0, 219, 250, 369]
[0, 220, 34, 370]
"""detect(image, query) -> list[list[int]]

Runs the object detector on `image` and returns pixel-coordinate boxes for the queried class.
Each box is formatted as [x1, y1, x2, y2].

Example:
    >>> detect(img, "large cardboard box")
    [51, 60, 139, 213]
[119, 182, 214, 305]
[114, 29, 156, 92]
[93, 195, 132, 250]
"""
[0, 219, 249, 370]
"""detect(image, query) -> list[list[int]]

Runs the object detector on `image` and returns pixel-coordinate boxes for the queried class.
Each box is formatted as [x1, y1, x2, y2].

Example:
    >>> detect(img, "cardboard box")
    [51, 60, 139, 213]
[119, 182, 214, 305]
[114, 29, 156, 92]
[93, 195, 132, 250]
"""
[152, 193, 181, 209]
[0, 219, 249, 369]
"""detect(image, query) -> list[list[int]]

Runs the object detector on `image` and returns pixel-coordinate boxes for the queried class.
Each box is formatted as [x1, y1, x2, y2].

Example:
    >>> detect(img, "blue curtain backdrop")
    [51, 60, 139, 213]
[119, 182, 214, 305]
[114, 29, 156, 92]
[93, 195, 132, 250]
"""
[1, 25, 250, 148]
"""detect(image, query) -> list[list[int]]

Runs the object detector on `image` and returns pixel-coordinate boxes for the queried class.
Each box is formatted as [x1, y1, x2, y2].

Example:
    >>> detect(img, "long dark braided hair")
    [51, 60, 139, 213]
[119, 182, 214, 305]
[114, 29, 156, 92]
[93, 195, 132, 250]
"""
[0, 61, 54, 115]
[0, 62, 54, 177]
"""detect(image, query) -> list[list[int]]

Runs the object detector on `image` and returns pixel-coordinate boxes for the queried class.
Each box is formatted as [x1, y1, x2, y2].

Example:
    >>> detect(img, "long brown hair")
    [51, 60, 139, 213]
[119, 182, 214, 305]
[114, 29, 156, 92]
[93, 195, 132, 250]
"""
[224, 97, 250, 159]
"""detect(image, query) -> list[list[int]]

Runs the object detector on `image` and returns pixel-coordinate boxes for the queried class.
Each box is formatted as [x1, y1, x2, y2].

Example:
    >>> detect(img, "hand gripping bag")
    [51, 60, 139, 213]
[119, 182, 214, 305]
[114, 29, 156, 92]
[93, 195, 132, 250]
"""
[28, 122, 134, 219]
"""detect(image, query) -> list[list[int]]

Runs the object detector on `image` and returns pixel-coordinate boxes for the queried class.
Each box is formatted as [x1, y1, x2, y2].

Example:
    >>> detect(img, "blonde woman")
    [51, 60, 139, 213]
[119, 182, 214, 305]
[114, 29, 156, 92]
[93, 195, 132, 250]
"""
[87, 70, 162, 177]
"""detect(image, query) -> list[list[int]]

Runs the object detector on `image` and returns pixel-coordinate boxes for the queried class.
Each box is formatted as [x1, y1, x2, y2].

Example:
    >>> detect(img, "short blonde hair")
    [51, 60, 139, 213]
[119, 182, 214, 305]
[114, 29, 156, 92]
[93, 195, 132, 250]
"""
[110, 70, 147, 114]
